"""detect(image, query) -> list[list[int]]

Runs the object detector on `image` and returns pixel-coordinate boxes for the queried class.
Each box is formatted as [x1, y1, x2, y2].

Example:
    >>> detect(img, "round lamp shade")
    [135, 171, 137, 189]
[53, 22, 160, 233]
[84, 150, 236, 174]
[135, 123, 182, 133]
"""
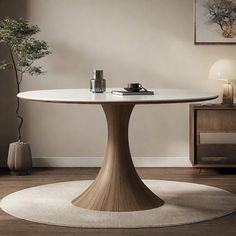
[209, 59, 236, 81]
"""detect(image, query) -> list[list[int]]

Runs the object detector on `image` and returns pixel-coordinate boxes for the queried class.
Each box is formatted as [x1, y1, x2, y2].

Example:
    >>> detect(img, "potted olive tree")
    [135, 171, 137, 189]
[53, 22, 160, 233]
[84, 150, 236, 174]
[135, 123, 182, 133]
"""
[0, 17, 51, 175]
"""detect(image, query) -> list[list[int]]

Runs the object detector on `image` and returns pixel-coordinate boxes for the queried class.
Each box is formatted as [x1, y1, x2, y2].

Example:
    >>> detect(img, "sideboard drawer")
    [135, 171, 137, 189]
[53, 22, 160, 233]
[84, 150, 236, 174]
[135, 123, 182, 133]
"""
[197, 110, 236, 132]
[197, 144, 236, 164]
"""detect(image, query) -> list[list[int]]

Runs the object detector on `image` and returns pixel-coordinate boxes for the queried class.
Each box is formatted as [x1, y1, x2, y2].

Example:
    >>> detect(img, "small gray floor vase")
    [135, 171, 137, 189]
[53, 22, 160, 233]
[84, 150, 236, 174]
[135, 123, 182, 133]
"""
[1, 180, 236, 228]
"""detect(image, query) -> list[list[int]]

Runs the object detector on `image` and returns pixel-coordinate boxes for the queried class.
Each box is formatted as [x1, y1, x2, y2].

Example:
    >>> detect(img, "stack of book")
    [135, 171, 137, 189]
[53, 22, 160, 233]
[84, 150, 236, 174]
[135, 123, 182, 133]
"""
[111, 90, 154, 96]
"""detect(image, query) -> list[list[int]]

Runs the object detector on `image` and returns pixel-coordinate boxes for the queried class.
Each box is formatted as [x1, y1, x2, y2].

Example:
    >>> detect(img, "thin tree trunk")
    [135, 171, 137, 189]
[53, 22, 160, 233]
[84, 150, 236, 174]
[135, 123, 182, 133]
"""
[9, 49, 24, 141]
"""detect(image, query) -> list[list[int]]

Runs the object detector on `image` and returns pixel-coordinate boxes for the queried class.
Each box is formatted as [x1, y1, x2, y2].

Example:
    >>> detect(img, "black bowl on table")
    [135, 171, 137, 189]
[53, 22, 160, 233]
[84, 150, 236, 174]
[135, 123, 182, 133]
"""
[124, 87, 143, 92]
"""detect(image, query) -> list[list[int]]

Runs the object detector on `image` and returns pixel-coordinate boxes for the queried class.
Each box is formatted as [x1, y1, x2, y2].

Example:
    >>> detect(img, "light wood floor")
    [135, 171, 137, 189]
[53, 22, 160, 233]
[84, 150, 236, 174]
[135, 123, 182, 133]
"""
[0, 167, 235, 236]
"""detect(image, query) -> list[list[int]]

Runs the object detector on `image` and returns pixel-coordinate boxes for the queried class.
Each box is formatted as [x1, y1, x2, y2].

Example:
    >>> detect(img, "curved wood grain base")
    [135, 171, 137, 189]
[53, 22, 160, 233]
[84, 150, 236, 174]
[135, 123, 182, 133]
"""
[72, 104, 164, 212]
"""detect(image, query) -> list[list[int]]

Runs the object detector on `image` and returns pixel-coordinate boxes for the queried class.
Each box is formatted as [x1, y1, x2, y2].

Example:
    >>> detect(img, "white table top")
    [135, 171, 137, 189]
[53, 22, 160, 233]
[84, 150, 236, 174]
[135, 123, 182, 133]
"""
[17, 89, 218, 104]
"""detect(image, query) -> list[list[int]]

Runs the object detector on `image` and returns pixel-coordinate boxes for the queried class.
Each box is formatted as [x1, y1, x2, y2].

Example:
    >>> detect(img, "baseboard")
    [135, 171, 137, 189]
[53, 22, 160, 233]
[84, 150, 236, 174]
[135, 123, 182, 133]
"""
[33, 156, 192, 167]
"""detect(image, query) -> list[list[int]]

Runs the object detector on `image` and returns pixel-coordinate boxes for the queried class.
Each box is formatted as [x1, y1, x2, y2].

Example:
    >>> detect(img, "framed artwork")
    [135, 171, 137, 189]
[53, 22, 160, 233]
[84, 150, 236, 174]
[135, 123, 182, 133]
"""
[194, 0, 236, 44]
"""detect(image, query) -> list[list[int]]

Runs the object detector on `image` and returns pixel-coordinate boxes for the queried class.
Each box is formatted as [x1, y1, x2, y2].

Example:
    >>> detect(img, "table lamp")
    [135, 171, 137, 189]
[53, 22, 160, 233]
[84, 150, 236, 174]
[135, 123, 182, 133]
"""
[209, 59, 236, 105]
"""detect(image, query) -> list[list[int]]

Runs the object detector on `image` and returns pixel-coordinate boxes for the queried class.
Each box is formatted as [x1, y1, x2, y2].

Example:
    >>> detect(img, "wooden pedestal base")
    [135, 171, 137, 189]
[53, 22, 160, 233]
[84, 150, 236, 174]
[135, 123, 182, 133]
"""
[72, 104, 164, 212]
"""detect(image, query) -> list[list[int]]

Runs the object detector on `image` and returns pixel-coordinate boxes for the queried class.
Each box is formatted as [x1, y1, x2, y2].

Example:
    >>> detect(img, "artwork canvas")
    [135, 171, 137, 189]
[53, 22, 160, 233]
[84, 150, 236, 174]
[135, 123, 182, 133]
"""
[195, 0, 236, 44]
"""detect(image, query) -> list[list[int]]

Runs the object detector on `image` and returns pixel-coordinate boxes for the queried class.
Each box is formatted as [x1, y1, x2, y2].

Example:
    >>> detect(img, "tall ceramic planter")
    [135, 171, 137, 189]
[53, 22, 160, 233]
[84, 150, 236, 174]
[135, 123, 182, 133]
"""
[7, 142, 32, 176]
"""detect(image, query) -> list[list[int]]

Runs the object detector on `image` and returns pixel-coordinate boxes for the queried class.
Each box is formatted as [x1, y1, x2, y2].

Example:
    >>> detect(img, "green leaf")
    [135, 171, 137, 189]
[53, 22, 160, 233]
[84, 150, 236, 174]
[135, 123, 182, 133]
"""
[0, 60, 12, 70]
[0, 17, 40, 44]
[0, 17, 51, 78]
[27, 66, 45, 76]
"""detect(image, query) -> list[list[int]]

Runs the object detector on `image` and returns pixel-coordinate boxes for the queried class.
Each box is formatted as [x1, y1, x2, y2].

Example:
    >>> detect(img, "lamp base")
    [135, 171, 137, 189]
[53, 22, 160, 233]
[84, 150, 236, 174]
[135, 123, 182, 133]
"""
[222, 83, 234, 105]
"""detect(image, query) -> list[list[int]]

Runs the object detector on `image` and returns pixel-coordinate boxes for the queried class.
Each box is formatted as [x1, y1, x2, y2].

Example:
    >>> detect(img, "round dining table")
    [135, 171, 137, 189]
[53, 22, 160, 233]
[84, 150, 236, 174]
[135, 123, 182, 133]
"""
[18, 88, 218, 212]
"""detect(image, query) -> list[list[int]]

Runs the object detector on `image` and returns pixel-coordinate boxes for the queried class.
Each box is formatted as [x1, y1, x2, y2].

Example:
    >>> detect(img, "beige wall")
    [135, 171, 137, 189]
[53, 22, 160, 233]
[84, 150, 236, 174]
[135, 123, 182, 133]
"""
[3, 0, 236, 162]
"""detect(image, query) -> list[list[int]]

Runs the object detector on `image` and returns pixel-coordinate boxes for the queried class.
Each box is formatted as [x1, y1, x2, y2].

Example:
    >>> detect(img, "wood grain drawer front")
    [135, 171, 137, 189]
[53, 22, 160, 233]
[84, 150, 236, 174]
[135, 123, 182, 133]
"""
[197, 144, 236, 164]
[197, 110, 236, 132]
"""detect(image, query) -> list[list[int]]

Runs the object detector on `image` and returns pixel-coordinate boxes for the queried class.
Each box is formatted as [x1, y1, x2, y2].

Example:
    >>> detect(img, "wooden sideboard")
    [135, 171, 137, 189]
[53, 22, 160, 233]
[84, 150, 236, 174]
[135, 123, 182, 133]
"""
[190, 104, 236, 167]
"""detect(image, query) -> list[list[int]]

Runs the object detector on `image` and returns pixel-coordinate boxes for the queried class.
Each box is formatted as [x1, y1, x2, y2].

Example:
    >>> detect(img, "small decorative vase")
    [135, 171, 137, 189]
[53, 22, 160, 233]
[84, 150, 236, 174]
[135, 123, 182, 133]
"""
[7, 142, 32, 176]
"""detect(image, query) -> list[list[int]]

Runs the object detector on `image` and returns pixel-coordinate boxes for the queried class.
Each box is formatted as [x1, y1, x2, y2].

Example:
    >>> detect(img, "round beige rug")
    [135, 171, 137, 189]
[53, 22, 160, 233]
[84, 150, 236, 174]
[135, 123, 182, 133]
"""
[1, 180, 236, 228]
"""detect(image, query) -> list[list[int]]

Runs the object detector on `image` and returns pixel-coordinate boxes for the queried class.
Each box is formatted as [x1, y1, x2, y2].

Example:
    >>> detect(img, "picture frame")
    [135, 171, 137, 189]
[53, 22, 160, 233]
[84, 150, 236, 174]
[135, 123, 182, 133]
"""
[194, 0, 236, 44]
